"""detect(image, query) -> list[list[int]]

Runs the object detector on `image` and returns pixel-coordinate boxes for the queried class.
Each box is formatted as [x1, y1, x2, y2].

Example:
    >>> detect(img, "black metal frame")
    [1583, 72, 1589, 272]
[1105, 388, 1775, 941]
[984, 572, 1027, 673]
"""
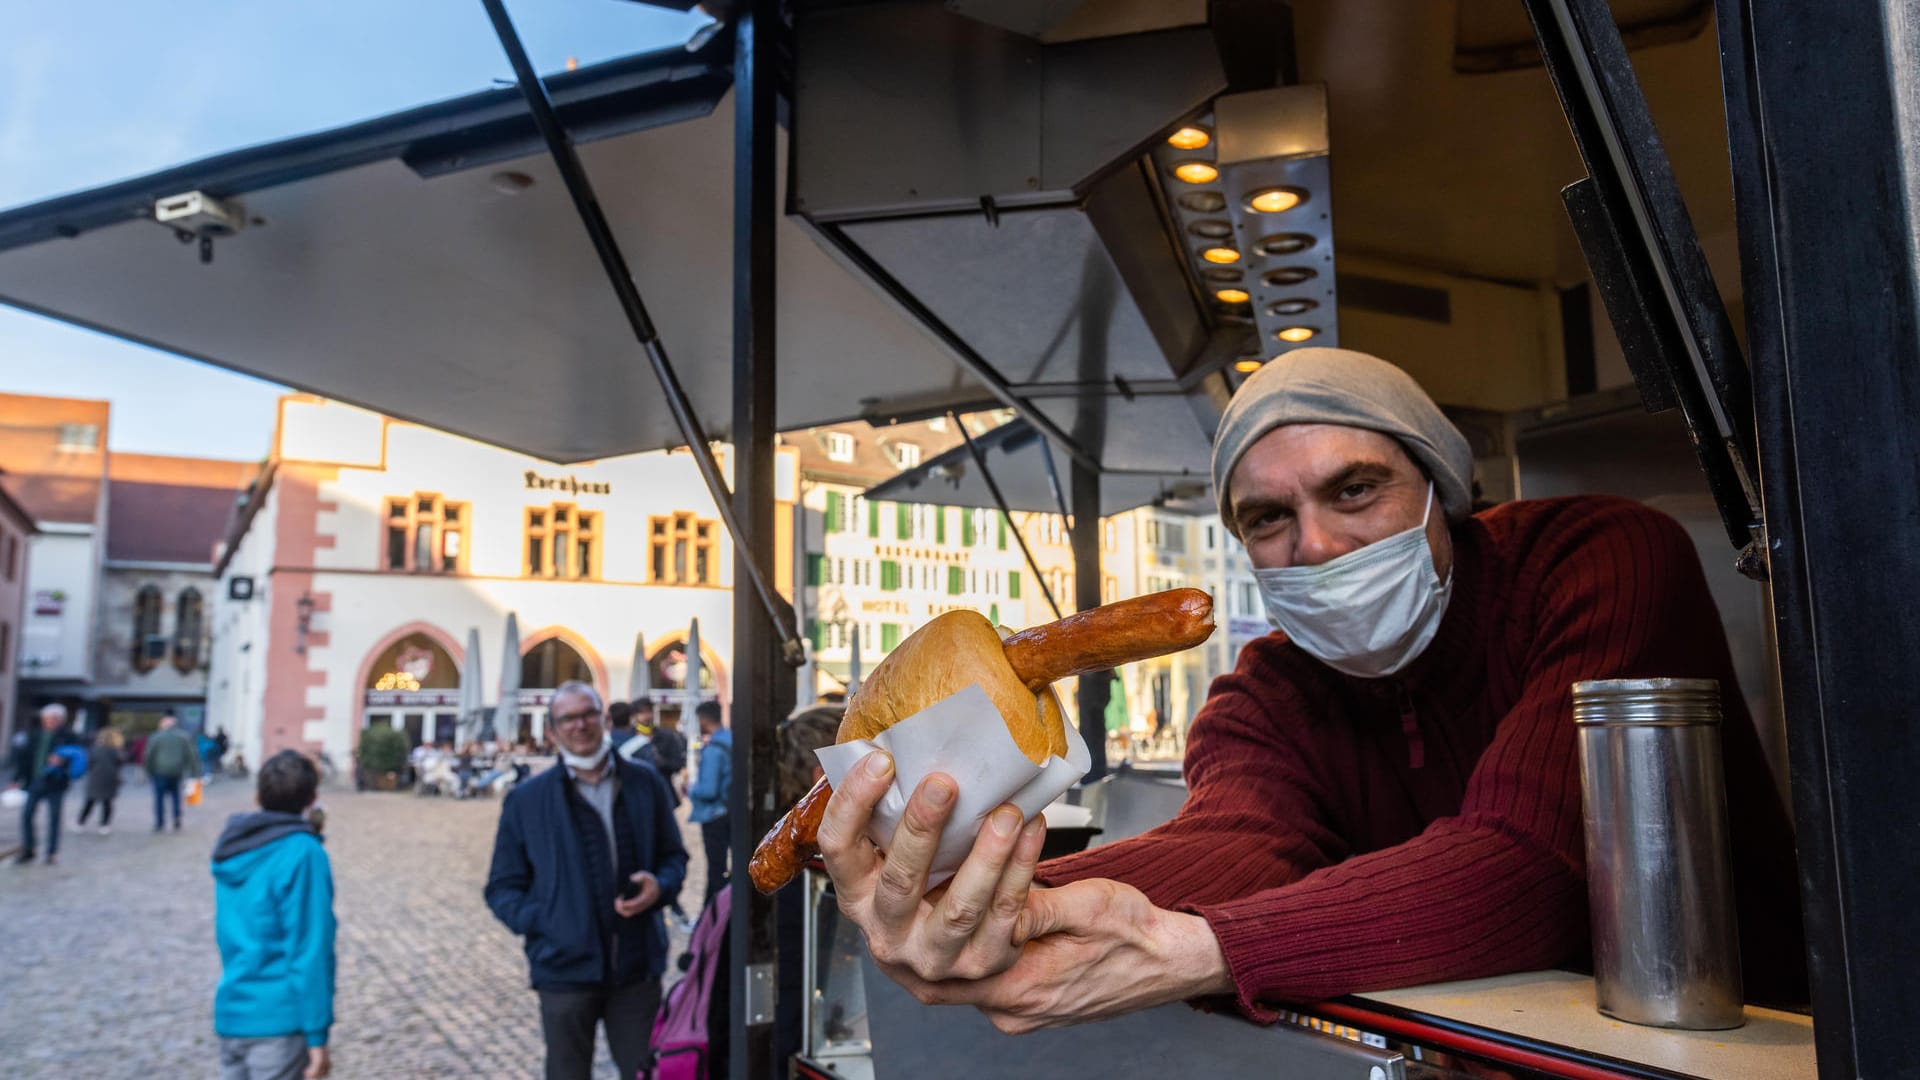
[1520, 0, 1760, 555]
[1714, 3, 1920, 1076]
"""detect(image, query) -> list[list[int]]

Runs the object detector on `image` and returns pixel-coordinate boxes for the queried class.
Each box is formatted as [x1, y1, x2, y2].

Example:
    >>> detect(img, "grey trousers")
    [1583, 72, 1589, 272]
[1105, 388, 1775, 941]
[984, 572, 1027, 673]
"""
[538, 979, 661, 1080]
[218, 1034, 308, 1080]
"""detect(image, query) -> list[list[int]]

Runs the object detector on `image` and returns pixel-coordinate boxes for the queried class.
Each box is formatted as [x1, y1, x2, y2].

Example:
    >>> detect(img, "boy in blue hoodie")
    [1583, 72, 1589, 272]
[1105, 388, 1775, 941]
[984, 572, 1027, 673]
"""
[211, 750, 336, 1080]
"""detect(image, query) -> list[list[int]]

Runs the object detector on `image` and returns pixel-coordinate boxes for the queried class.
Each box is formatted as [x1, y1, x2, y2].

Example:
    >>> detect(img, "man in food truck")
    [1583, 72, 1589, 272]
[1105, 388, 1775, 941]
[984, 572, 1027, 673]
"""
[817, 347, 1805, 1033]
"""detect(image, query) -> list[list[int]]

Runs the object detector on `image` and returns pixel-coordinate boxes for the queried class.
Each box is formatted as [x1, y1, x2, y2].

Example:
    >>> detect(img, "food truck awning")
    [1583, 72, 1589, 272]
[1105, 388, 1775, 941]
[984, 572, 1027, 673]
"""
[0, 37, 1007, 466]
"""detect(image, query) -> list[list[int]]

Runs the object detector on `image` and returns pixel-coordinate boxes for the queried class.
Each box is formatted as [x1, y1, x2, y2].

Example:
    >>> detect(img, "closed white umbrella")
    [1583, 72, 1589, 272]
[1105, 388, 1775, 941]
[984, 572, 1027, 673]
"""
[493, 611, 522, 744]
[628, 630, 651, 707]
[681, 618, 702, 746]
[460, 627, 484, 743]
[848, 623, 863, 695]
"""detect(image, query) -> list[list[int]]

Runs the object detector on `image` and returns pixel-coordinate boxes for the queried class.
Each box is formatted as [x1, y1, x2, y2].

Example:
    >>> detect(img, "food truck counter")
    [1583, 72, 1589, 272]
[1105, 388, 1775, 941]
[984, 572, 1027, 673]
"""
[1321, 970, 1814, 1080]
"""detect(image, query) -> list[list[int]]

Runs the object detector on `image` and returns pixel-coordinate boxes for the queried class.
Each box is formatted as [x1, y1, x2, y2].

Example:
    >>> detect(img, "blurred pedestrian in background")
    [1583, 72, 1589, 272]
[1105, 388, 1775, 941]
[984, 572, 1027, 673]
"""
[8, 703, 82, 865]
[687, 701, 731, 907]
[77, 726, 125, 835]
[145, 715, 201, 832]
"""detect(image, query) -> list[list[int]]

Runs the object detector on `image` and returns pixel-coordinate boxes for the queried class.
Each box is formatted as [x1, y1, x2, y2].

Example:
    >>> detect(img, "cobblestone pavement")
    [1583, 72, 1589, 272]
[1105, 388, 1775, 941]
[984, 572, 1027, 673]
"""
[0, 770, 712, 1079]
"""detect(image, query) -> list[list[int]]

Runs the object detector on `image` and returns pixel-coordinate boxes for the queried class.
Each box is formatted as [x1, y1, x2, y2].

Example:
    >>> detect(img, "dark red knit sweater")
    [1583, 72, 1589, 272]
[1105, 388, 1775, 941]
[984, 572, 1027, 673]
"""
[1038, 496, 1805, 1019]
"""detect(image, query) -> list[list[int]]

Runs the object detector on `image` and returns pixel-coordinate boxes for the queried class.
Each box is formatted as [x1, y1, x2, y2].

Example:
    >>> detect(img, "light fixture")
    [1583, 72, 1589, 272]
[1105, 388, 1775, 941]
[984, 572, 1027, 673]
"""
[1247, 187, 1304, 213]
[1276, 326, 1317, 342]
[1167, 126, 1212, 150]
[1178, 192, 1227, 213]
[1216, 288, 1251, 304]
[1258, 233, 1316, 256]
[1263, 267, 1318, 287]
[1174, 162, 1220, 184]
[1202, 247, 1241, 264]
[1188, 219, 1234, 239]
[1268, 298, 1318, 316]
[1233, 359, 1264, 373]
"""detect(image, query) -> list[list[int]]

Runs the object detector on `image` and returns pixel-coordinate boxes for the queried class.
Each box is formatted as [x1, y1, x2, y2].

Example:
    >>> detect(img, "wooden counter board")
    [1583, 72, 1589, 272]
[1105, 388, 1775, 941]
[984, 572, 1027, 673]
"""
[1354, 971, 1814, 1080]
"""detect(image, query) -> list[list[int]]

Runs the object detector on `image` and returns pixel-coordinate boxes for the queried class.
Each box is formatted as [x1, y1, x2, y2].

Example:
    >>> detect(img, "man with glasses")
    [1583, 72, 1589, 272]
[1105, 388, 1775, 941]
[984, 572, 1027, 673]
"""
[485, 680, 688, 1080]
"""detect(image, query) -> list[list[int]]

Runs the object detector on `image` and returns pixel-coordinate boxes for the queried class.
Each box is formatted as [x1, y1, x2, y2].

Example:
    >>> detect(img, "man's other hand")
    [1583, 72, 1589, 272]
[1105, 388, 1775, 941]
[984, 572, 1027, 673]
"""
[616, 871, 661, 918]
[305, 1046, 331, 1079]
[817, 750, 1048, 986]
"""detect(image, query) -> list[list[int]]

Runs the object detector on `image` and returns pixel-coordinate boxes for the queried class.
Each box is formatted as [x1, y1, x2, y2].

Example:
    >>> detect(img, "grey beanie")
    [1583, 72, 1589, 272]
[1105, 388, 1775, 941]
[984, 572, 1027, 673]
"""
[1211, 347, 1474, 534]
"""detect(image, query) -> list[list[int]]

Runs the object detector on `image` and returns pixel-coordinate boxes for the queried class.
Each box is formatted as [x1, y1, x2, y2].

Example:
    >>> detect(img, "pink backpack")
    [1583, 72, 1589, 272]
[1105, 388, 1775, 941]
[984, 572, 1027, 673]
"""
[648, 888, 729, 1080]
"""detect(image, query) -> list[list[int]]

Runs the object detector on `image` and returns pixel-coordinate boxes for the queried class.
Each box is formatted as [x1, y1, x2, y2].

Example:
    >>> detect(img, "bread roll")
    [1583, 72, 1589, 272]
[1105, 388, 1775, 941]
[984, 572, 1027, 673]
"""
[837, 609, 1067, 764]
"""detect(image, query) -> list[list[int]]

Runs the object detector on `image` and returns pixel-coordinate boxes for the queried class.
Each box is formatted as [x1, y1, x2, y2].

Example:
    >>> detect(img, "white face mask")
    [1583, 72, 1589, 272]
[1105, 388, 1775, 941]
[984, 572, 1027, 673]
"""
[559, 733, 611, 772]
[1252, 483, 1452, 678]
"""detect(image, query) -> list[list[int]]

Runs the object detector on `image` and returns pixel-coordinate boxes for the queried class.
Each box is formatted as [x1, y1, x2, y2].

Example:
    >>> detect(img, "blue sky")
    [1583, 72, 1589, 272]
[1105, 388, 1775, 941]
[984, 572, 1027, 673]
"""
[0, 0, 710, 461]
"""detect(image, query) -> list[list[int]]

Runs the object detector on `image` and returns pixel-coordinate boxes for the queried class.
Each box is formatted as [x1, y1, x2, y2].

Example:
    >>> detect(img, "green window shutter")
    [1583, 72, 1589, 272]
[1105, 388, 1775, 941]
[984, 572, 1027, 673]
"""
[896, 503, 911, 540]
[868, 499, 880, 537]
[880, 559, 899, 592]
[881, 623, 902, 651]
[1009, 570, 1022, 599]
[962, 511, 976, 547]
[989, 602, 1000, 625]
[997, 514, 1008, 550]
[805, 553, 824, 586]
[806, 618, 823, 652]
[824, 493, 841, 533]
[948, 565, 964, 595]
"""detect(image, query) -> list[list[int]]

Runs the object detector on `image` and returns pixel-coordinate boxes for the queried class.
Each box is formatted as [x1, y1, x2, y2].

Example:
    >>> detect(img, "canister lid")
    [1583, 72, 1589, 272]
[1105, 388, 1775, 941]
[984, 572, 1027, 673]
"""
[1571, 678, 1722, 726]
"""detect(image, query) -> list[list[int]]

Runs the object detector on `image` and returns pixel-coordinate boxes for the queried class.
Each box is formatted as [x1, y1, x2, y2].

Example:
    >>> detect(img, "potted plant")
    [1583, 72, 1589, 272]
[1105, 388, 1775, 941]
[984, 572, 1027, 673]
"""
[355, 726, 409, 791]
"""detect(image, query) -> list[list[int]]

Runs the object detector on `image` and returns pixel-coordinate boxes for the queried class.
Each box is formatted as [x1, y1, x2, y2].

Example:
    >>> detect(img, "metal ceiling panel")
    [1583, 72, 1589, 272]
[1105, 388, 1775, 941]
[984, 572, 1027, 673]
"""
[0, 77, 989, 464]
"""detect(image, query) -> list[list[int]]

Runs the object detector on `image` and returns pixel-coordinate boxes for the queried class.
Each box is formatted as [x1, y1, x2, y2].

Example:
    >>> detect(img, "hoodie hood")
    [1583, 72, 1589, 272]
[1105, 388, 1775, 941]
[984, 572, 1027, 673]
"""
[213, 810, 317, 867]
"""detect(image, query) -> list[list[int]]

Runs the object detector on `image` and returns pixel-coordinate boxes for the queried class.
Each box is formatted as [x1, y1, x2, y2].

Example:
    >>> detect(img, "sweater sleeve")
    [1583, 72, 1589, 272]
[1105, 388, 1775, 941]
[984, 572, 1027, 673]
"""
[1037, 655, 1347, 909]
[288, 841, 337, 1047]
[1182, 502, 1715, 1017]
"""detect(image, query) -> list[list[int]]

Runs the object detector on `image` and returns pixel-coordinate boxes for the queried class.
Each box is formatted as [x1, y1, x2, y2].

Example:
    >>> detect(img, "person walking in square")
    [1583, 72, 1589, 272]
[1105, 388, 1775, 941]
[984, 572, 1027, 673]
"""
[485, 680, 688, 1080]
[7, 703, 82, 865]
[211, 750, 335, 1079]
[77, 726, 125, 834]
[687, 700, 731, 907]
[145, 714, 201, 832]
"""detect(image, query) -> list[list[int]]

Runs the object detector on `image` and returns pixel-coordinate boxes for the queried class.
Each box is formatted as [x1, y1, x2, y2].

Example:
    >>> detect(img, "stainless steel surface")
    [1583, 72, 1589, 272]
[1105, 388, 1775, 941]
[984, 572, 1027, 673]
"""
[862, 950, 1405, 1079]
[1574, 677, 1745, 1030]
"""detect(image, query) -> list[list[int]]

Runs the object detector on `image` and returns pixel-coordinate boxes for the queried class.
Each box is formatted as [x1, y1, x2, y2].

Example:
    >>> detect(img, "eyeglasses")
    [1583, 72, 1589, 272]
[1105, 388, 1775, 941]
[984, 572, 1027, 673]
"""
[550, 708, 603, 730]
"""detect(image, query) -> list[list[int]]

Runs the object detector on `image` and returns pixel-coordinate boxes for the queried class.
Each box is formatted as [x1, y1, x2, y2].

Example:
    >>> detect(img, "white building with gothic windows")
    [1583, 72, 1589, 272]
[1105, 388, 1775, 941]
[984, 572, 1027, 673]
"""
[204, 396, 794, 765]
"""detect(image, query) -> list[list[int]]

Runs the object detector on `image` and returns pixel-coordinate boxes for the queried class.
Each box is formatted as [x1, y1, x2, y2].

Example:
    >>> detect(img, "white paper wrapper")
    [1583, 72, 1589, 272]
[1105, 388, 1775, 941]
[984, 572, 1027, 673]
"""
[814, 681, 1090, 888]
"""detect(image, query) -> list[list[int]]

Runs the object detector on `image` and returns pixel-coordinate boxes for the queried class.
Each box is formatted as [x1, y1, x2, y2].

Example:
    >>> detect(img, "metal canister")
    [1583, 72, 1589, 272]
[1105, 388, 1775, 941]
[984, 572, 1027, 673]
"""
[1572, 678, 1745, 1030]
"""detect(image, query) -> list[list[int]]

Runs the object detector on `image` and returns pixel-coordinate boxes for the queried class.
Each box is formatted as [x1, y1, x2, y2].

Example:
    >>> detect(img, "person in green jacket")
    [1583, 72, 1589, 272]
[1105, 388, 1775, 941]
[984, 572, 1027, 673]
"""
[144, 714, 201, 832]
[211, 750, 335, 1079]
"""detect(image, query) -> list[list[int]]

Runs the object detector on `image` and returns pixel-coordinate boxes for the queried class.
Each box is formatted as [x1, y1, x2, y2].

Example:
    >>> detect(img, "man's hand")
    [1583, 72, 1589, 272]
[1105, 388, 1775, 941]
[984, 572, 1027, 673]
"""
[615, 871, 661, 918]
[305, 1046, 331, 1079]
[956, 879, 1234, 1033]
[817, 751, 1048, 986]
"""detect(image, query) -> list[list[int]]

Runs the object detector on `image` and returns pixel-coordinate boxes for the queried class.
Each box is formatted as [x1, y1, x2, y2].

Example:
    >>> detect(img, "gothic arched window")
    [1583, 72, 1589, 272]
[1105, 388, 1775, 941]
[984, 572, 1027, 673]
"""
[172, 587, 205, 673]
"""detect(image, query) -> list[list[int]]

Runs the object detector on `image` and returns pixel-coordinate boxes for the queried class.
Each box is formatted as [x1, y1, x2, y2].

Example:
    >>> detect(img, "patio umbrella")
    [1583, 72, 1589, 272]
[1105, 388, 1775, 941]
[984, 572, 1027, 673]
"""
[492, 611, 521, 744]
[628, 630, 651, 710]
[848, 623, 863, 695]
[460, 627, 485, 743]
[681, 618, 702, 746]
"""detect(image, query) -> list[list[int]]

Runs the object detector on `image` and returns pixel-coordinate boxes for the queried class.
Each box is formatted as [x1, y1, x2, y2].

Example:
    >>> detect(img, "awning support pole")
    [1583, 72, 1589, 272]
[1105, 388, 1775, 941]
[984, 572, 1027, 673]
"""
[727, 2, 790, 1077]
[1038, 436, 1076, 549]
[479, 0, 803, 667]
[1070, 457, 1109, 783]
[953, 415, 1065, 622]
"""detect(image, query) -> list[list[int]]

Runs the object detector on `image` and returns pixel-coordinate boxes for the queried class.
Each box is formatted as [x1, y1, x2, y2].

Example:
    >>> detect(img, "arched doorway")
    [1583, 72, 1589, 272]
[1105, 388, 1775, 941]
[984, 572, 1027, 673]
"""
[361, 629, 461, 749]
[645, 637, 722, 734]
[516, 634, 599, 747]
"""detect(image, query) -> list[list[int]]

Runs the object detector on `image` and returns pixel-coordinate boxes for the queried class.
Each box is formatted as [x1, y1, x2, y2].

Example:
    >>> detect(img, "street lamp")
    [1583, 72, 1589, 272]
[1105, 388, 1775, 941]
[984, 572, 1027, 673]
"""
[294, 591, 315, 654]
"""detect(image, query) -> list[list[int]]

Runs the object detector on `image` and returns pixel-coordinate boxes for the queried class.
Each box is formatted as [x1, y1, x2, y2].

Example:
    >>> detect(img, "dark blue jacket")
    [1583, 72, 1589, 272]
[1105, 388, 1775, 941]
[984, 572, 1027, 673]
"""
[484, 755, 688, 990]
